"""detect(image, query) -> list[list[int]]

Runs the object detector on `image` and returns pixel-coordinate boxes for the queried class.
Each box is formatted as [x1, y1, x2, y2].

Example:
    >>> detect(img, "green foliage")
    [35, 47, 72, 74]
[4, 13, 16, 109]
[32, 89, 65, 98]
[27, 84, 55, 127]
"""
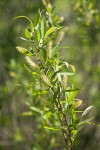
[15, 1, 95, 149]
[0, 0, 99, 150]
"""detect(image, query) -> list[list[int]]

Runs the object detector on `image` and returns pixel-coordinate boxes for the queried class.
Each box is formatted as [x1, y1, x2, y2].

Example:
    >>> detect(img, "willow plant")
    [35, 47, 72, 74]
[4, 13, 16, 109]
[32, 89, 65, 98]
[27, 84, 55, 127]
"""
[14, 0, 94, 149]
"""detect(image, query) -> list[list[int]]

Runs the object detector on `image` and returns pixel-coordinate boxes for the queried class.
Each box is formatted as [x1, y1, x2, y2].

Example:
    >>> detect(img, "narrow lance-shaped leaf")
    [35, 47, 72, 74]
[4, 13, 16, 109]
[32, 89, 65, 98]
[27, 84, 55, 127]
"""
[78, 117, 94, 126]
[45, 27, 57, 37]
[13, 16, 33, 24]
[51, 45, 59, 58]
[41, 17, 46, 39]
[37, 29, 40, 42]
[30, 106, 43, 114]
[44, 126, 59, 131]
[67, 91, 79, 102]
[20, 37, 29, 41]
[25, 29, 32, 38]
[34, 13, 40, 27]
[66, 88, 81, 92]
[69, 64, 76, 72]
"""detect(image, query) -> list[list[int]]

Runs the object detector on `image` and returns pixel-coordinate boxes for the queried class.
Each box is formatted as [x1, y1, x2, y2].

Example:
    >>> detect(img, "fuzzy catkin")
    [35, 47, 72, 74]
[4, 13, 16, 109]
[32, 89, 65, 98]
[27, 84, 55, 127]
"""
[16, 46, 27, 54]
[41, 73, 50, 85]
[25, 56, 37, 68]
[56, 30, 65, 45]
[62, 75, 68, 90]
[47, 41, 52, 59]
[56, 27, 68, 45]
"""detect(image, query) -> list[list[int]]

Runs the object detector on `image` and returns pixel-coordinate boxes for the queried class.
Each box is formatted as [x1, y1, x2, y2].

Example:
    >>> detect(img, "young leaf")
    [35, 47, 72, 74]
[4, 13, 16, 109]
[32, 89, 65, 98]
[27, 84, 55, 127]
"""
[41, 17, 46, 38]
[69, 64, 76, 72]
[51, 45, 59, 58]
[25, 29, 32, 38]
[13, 16, 33, 24]
[44, 126, 59, 131]
[30, 106, 43, 114]
[40, 49, 47, 61]
[51, 70, 60, 81]
[67, 91, 79, 102]
[20, 37, 29, 41]
[34, 13, 40, 27]
[29, 23, 34, 34]
[45, 27, 57, 37]
[82, 106, 94, 117]
[78, 117, 94, 126]
[62, 62, 69, 68]
[32, 90, 48, 96]
[66, 88, 81, 92]
[37, 29, 40, 42]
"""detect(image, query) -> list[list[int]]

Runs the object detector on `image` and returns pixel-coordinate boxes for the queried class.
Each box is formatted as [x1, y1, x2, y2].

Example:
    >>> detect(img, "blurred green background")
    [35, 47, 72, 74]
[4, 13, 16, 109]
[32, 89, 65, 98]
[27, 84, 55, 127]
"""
[0, 0, 100, 150]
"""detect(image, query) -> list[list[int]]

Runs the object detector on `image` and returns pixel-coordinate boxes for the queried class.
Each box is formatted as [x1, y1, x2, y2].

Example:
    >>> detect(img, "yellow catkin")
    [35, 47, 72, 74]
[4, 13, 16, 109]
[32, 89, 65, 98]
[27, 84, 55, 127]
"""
[62, 75, 68, 90]
[47, 41, 52, 59]
[57, 16, 64, 23]
[56, 27, 68, 45]
[16, 46, 27, 54]
[41, 73, 50, 85]
[25, 56, 37, 68]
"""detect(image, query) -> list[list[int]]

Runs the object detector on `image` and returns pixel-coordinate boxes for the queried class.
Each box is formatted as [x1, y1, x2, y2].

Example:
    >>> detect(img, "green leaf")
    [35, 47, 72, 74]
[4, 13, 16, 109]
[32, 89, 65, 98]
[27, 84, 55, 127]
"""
[21, 111, 33, 116]
[74, 119, 80, 125]
[32, 72, 39, 75]
[34, 13, 40, 27]
[44, 32, 57, 44]
[43, 111, 54, 118]
[53, 91, 58, 105]
[62, 62, 69, 68]
[86, 122, 100, 127]
[20, 37, 29, 41]
[69, 64, 76, 72]
[78, 117, 94, 126]
[51, 45, 59, 58]
[25, 29, 32, 38]
[72, 130, 77, 135]
[45, 27, 57, 37]
[30, 106, 43, 114]
[68, 91, 79, 102]
[44, 126, 59, 131]
[82, 106, 94, 117]
[13, 16, 33, 24]
[51, 70, 60, 81]
[33, 90, 48, 96]
[58, 72, 75, 76]
[30, 23, 34, 32]
[41, 17, 46, 38]
[37, 29, 40, 42]
[40, 49, 47, 61]
[24, 64, 31, 73]
[66, 88, 81, 92]
[74, 99, 83, 108]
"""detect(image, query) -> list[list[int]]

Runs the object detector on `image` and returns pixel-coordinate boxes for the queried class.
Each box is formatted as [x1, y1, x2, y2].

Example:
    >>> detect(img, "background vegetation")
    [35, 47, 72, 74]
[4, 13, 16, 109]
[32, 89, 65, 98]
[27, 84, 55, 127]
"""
[0, 0, 100, 150]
